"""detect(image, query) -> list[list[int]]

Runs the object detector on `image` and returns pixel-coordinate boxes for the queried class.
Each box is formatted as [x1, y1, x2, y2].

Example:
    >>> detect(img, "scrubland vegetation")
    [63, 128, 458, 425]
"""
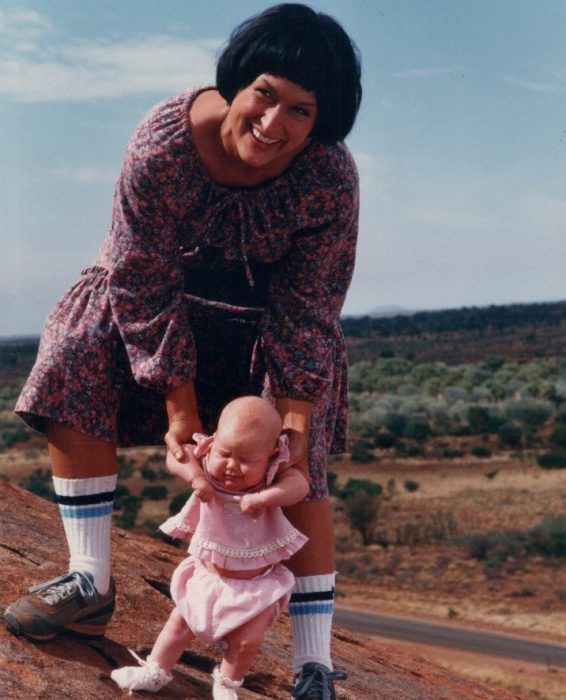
[2, 332, 565, 571]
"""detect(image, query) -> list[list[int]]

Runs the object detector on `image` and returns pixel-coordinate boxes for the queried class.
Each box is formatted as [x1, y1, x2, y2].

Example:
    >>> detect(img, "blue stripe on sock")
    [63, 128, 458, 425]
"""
[288, 602, 334, 616]
[58, 503, 113, 519]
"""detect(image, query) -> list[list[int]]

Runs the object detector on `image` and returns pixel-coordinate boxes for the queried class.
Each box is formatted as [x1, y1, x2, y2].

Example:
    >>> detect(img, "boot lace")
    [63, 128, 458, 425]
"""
[293, 663, 347, 700]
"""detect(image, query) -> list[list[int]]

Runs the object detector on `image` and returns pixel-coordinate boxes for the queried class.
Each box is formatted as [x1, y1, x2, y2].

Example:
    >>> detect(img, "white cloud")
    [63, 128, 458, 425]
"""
[0, 7, 51, 37]
[501, 75, 560, 94]
[0, 8, 219, 102]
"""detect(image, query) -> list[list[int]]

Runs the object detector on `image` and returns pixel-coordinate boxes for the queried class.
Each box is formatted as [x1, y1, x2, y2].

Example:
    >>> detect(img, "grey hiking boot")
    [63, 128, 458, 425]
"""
[3, 571, 115, 642]
[292, 662, 347, 699]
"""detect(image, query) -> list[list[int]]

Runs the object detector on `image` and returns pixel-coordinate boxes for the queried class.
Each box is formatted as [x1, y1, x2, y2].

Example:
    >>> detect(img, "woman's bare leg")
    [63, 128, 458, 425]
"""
[48, 422, 117, 478]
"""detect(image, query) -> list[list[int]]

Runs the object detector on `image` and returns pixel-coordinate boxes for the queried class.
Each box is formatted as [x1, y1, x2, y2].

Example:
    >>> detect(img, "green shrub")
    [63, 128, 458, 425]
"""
[374, 431, 397, 449]
[466, 406, 503, 434]
[141, 465, 158, 481]
[169, 491, 192, 515]
[327, 471, 338, 495]
[527, 515, 566, 557]
[404, 479, 420, 493]
[537, 451, 566, 469]
[117, 454, 135, 479]
[443, 448, 465, 459]
[114, 494, 141, 529]
[19, 469, 53, 501]
[141, 484, 168, 500]
[339, 478, 382, 500]
[497, 422, 523, 449]
[472, 444, 492, 458]
[114, 483, 132, 508]
[343, 492, 381, 545]
[403, 415, 431, 441]
[457, 515, 566, 562]
[503, 399, 552, 431]
[0, 422, 32, 451]
[350, 439, 375, 463]
[383, 412, 407, 437]
[549, 424, 566, 450]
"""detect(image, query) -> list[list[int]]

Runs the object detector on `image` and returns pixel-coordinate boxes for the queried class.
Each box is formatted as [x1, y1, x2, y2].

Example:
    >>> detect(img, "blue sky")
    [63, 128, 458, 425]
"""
[1, 0, 565, 336]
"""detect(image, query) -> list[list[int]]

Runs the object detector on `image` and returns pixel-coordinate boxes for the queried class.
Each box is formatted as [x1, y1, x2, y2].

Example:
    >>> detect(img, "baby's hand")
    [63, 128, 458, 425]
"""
[190, 475, 213, 503]
[239, 493, 264, 516]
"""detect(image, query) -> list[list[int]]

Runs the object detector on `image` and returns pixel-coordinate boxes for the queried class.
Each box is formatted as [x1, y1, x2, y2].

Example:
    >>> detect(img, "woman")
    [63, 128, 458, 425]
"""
[6, 4, 361, 698]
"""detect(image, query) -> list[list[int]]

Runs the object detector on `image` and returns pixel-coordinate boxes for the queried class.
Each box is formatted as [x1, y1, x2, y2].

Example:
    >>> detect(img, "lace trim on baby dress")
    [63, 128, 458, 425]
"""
[190, 530, 303, 559]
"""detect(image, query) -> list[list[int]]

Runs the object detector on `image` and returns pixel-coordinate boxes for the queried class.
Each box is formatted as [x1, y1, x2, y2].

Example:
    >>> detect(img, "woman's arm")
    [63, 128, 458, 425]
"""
[165, 380, 203, 459]
[259, 147, 359, 406]
[275, 397, 312, 480]
[104, 97, 197, 396]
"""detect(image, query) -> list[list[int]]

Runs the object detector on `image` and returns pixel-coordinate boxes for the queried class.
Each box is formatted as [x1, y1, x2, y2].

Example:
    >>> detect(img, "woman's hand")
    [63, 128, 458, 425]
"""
[165, 417, 202, 460]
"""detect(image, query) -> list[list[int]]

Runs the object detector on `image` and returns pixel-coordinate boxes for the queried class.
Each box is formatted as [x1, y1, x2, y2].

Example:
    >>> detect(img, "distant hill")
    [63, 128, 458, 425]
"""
[342, 300, 566, 365]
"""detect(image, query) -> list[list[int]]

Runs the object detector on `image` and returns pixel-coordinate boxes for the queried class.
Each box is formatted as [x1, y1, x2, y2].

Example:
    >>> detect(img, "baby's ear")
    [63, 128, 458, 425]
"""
[193, 433, 215, 459]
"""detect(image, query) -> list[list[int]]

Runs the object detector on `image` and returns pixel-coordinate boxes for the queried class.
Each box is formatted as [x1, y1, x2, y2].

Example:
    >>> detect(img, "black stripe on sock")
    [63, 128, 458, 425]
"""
[54, 491, 115, 506]
[289, 588, 335, 604]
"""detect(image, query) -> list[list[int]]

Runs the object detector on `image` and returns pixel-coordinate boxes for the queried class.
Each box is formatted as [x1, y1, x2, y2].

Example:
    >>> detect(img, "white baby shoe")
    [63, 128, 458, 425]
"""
[212, 665, 244, 699]
[111, 651, 173, 692]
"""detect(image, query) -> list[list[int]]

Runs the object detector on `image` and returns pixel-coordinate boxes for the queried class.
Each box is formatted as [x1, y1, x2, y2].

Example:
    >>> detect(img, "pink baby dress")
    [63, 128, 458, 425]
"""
[160, 433, 308, 642]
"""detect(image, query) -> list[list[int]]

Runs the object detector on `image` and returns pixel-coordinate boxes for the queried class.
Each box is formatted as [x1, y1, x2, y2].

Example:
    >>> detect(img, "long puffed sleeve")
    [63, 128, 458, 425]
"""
[259, 151, 359, 402]
[102, 97, 196, 393]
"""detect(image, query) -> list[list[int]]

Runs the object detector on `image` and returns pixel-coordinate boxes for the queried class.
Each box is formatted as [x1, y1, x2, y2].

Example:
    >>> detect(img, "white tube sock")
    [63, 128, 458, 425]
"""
[53, 474, 117, 594]
[289, 572, 336, 673]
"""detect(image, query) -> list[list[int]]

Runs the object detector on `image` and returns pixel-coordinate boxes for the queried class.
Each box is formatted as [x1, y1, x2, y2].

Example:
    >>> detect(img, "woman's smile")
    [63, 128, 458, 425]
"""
[250, 126, 280, 146]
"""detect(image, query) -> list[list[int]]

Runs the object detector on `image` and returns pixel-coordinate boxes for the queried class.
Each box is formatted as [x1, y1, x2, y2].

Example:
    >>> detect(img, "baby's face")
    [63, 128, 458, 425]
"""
[207, 421, 274, 491]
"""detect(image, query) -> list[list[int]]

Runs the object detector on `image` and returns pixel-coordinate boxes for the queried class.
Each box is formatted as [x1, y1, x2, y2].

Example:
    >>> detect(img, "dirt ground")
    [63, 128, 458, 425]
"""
[2, 443, 565, 699]
[331, 455, 566, 700]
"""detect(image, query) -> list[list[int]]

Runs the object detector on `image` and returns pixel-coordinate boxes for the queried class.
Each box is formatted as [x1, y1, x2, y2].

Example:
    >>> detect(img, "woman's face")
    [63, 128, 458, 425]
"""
[222, 74, 318, 174]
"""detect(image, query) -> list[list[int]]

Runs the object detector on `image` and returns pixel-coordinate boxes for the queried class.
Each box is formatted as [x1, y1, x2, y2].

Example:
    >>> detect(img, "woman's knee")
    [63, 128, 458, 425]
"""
[47, 422, 117, 477]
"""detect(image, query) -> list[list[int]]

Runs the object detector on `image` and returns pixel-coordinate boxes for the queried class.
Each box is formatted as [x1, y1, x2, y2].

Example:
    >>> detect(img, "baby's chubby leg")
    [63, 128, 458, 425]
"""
[111, 608, 195, 692]
[151, 607, 196, 672]
[219, 604, 275, 681]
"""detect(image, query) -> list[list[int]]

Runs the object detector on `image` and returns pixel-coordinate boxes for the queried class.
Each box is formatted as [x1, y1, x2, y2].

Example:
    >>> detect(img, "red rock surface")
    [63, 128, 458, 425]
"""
[0, 481, 521, 699]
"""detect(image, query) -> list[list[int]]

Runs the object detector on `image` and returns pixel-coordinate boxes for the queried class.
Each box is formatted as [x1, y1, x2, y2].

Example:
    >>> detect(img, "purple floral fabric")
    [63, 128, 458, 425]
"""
[16, 87, 359, 499]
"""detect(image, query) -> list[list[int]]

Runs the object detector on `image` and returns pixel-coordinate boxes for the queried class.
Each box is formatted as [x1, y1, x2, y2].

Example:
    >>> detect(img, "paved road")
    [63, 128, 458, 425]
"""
[334, 607, 566, 667]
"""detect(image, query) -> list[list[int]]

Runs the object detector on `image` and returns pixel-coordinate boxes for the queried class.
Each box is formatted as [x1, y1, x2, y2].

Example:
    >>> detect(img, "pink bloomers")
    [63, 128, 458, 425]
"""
[170, 556, 294, 643]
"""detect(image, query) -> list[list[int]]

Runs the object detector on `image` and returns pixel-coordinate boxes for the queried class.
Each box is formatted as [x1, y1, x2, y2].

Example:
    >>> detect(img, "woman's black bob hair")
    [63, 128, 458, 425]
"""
[216, 3, 362, 144]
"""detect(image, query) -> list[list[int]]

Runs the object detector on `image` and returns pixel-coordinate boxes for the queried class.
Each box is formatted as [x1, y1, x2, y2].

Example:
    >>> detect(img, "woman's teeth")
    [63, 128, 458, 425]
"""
[251, 126, 279, 145]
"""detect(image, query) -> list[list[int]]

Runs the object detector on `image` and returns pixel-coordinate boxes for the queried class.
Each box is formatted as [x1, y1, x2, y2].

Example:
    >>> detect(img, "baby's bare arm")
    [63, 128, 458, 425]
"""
[240, 467, 309, 514]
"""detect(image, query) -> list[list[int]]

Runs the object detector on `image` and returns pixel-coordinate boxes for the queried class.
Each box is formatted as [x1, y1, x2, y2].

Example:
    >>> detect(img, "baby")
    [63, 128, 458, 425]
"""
[111, 396, 310, 699]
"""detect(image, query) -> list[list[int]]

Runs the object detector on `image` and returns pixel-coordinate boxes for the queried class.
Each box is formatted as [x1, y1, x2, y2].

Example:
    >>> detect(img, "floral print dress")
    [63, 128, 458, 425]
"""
[16, 87, 359, 500]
